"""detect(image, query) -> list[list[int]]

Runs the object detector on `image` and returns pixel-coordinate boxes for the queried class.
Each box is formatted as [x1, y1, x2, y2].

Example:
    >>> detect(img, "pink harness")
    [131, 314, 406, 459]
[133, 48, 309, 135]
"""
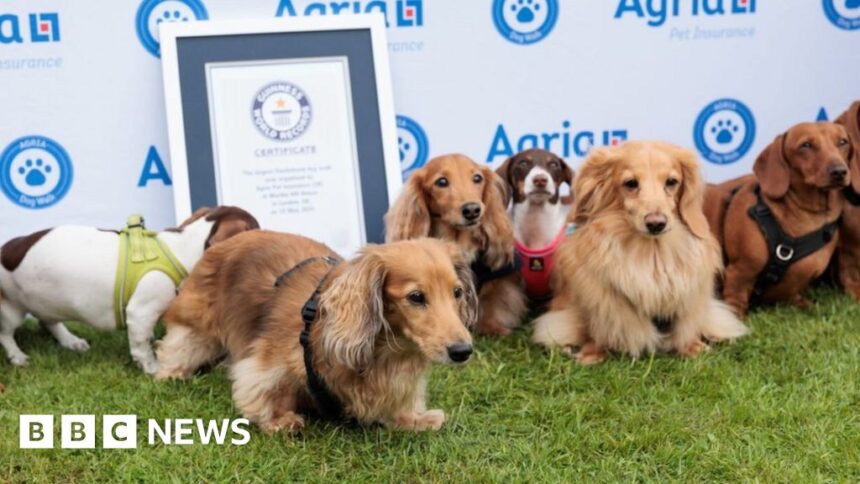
[515, 227, 567, 299]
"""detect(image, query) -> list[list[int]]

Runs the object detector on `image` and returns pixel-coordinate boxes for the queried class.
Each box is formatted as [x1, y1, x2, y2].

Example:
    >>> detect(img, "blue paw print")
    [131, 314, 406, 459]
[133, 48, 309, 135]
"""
[17, 158, 52, 187]
[398, 136, 411, 162]
[155, 9, 190, 24]
[848, 0, 860, 9]
[711, 119, 739, 144]
[511, 0, 540, 23]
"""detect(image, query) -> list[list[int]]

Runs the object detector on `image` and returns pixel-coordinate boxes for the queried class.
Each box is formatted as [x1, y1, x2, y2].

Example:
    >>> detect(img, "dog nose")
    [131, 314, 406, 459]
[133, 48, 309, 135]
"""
[462, 203, 482, 221]
[533, 175, 548, 188]
[447, 343, 473, 363]
[829, 164, 848, 182]
[644, 213, 667, 235]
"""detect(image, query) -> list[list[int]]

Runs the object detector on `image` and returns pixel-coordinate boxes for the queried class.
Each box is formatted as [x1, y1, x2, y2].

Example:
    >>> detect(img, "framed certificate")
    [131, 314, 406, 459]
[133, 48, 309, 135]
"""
[160, 15, 400, 255]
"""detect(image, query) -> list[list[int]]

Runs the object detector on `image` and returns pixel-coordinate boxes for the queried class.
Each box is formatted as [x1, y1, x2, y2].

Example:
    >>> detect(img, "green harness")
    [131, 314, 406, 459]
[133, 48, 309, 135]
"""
[113, 215, 188, 329]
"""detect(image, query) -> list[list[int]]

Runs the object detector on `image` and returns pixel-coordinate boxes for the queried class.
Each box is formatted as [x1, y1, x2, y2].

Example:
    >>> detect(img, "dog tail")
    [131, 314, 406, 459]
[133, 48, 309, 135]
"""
[702, 299, 749, 342]
[531, 308, 584, 348]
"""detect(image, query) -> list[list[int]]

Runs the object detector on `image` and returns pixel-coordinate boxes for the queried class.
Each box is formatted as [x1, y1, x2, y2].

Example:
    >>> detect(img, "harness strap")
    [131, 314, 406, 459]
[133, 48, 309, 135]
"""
[471, 251, 522, 291]
[843, 186, 860, 207]
[275, 255, 344, 421]
[747, 186, 838, 293]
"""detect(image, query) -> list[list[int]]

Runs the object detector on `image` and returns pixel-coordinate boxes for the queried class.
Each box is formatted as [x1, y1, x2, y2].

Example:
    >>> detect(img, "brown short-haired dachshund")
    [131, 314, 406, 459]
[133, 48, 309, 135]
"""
[835, 101, 860, 299]
[385, 154, 527, 336]
[703, 122, 860, 316]
[155, 231, 478, 434]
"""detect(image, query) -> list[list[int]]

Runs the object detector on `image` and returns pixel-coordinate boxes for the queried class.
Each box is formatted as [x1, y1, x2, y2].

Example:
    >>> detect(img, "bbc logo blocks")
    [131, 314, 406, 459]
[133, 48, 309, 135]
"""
[20, 415, 137, 449]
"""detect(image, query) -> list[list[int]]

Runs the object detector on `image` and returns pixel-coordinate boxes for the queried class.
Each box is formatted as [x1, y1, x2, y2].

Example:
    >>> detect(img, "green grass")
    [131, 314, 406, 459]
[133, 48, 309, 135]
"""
[2, 289, 859, 482]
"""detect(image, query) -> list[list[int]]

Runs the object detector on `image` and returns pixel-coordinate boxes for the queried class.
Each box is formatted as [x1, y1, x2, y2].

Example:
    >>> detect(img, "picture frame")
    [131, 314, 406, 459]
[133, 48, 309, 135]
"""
[159, 15, 400, 254]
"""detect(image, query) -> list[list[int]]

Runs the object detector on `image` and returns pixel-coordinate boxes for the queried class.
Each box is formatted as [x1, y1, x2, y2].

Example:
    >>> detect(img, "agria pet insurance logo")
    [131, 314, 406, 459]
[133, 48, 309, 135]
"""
[492, 0, 559, 45]
[396, 115, 429, 180]
[823, 0, 860, 30]
[276, 0, 423, 28]
[0, 135, 73, 209]
[693, 99, 756, 165]
[0, 12, 60, 44]
[252, 82, 312, 142]
[136, 0, 208, 57]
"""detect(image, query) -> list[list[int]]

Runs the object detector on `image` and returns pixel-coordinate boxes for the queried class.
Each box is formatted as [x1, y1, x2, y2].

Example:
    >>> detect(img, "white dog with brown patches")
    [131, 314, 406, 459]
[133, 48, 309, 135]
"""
[0, 206, 258, 373]
[533, 141, 748, 364]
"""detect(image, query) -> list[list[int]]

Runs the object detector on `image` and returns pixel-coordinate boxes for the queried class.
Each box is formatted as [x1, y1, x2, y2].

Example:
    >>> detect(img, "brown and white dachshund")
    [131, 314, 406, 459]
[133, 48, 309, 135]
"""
[156, 231, 478, 433]
[385, 154, 527, 336]
[703, 122, 860, 316]
[835, 101, 860, 299]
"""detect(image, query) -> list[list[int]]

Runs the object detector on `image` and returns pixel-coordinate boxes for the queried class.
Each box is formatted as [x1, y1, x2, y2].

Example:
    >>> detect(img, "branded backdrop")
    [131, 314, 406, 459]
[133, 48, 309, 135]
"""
[1, 0, 858, 241]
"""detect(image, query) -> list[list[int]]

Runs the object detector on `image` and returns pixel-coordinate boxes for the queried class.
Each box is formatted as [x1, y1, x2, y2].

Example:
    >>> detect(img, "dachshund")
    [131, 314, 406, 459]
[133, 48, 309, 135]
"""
[155, 231, 478, 433]
[385, 154, 527, 336]
[835, 101, 860, 299]
[533, 141, 747, 364]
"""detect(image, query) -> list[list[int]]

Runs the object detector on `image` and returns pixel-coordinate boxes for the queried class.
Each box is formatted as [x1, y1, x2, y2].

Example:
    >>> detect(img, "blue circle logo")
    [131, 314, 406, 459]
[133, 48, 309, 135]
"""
[1, 136, 73, 209]
[396, 115, 429, 180]
[693, 99, 756, 165]
[823, 0, 860, 30]
[252, 82, 312, 142]
[492, 0, 558, 45]
[136, 0, 209, 58]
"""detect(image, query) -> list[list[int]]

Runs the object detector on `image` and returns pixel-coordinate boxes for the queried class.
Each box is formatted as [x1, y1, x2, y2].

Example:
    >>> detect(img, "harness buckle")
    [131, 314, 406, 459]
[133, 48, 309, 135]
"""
[301, 298, 318, 324]
[775, 244, 794, 262]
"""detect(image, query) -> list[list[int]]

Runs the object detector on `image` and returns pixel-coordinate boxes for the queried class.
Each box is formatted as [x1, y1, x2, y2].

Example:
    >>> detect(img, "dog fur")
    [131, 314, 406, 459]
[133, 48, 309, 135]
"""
[835, 101, 860, 299]
[155, 231, 478, 433]
[385, 154, 527, 336]
[533, 141, 747, 364]
[703, 122, 859, 316]
[0, 206, 258, 373]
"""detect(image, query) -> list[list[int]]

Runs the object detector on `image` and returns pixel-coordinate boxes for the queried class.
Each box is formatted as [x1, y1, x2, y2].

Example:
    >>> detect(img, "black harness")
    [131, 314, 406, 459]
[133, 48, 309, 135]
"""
[470, 250, 522, 291]
[274, 256, 345, 421]
[741, 185, 838, 294]
[843, 186, 860, 206]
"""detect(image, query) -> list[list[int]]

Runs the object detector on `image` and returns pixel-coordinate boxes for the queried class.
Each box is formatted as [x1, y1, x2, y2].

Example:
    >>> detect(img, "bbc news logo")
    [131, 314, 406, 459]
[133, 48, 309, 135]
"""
[20, 415, 251, 449]
[0, 12, 60, 44]
[276, 0, 423, 27]
[614, 0, 756, 27]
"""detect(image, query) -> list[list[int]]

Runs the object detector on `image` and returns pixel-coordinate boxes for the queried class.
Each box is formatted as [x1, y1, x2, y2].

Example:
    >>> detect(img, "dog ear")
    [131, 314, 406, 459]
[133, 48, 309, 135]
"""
[559, 156, 575, 187]
[204, 207, 261, 248]
[753, 133, 790, 199]
[843, 128, 860, 196]
[480, 166, 516, 269]
[384, 171, 431, 242]
[572, 148, 616, 225]
[319, 250, 387, 370]
[445, 243, 479, 329]
[675, 147, 712, 240]
[494, 156, 518, 204]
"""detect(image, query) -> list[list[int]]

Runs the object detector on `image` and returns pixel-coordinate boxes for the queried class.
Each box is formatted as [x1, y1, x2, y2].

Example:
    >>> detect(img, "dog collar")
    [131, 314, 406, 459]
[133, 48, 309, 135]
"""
[275, 256, 346, 421]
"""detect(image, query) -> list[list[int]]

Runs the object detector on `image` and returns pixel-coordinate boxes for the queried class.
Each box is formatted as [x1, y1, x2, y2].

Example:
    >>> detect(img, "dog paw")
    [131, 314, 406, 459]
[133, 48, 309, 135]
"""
[138, 359, 161, 375]
[261, 412, 305, 435]
[0, 383, 5, 393]
[416, 409, 446, 431]
[476, 321, 511, 337]
[791, 294, 813, 310]
[9, 353, 29, 367]
[61, 336, 90, 352]
[679, 339, 710, 358]
[153, 367, 191, 381]
[575, 341, 605, 366]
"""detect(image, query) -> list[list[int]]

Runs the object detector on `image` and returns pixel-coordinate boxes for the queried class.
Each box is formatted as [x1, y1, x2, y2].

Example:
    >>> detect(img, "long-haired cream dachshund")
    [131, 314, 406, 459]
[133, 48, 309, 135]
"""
[533, 141, 748, 364]
[155, 231, 478, 433]
[385, 154, 526, 336]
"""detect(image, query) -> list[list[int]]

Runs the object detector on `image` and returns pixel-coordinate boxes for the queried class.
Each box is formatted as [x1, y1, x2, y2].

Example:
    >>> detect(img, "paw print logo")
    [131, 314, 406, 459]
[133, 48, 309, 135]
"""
[396, 115, 429, 179]
[17, 159, 52, 187]
[694, 99, 756, 165]
[711, 119, 739, 145]
[1, 135, 73, 209]
[847, 0, 860, 9]
[511, 0, 540, 23]
[493, 0, 558, 45]
[136, 0, 209, 57]
[823, 0, 860, 29]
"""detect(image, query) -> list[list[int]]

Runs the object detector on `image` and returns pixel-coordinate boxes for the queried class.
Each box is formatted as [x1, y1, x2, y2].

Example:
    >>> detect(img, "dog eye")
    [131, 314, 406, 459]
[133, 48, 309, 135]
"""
[666, 178, 679, 188]
[548, 161, 559, 169]
[435, 177, 449, 188]
[800, 141, 813, 149]
[407, 291, 426, 305]
[623, 179, 639, 190]
[839, 138, 850, 146]
[454, 287, 463, 299]
[518, 160, 529, 167]
[472, 173, 483, 184]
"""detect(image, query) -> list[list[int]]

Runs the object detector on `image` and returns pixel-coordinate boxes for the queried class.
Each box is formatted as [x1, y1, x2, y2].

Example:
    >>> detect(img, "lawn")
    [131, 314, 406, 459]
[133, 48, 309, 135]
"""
[1, 288, 859, 482]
